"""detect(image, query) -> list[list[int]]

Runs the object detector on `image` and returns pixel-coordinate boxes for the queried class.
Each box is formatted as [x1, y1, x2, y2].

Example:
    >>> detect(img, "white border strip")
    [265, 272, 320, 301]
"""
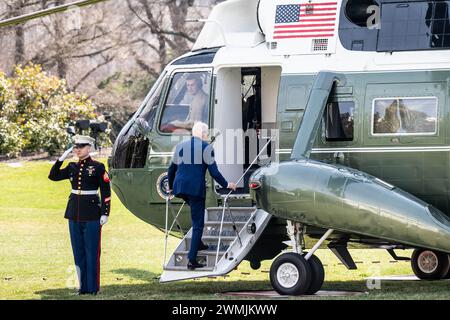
[371, 96, 439, 137]
[276, 146, 450, 154]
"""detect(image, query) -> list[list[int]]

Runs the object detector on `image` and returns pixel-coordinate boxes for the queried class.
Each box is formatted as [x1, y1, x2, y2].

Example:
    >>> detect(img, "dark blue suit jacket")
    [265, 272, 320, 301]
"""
[168, 137, 228, 199]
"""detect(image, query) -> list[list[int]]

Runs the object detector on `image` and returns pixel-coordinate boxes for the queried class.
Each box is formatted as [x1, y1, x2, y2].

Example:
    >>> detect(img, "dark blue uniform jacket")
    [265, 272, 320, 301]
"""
[168, 137, 228, 199]
[48, 156, 111, 221]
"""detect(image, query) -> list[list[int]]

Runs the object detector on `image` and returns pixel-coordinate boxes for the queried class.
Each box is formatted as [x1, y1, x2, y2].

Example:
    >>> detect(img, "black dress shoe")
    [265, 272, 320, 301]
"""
[187, 260, 206, 270]
[199, 242, 209, 251]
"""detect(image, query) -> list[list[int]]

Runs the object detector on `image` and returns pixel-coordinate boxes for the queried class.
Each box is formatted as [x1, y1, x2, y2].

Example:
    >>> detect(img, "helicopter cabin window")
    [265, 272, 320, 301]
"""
[377, 1, 450, 51]
[159, 71, 211, 134]
[339, 0, 450, 51]
[372, 97, 438, 135]
[324, 101, 355, 141]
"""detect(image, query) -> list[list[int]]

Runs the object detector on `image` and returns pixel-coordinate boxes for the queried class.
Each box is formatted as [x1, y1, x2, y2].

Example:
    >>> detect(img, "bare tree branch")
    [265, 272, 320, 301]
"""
[72, 54, 114, 90]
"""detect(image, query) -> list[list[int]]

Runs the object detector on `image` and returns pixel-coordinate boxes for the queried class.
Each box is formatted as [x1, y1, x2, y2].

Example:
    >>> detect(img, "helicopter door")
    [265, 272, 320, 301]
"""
[213, 66, 281, 195]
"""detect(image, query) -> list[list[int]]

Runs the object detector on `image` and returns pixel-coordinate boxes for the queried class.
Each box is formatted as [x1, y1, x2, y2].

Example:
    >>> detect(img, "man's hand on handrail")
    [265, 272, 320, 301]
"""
[227, 182, 237, 191]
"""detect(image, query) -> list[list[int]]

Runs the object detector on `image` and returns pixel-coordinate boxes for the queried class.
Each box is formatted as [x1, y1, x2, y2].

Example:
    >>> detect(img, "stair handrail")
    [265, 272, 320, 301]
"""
[168, 198, 186, 235]
[214, 134, 276, 269]
[163, 197, 186, 268]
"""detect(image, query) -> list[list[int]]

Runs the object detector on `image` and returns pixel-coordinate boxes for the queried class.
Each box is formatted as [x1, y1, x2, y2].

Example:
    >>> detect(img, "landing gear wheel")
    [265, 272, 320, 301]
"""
[270, 253, 311, 296]
[444, 255, 450, 279]
[304, 254, 325, 295]
[411, 249, 450, 280]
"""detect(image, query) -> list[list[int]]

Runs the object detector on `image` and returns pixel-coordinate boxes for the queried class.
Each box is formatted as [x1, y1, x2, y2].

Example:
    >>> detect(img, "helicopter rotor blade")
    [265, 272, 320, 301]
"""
[0, 0, 110, 29]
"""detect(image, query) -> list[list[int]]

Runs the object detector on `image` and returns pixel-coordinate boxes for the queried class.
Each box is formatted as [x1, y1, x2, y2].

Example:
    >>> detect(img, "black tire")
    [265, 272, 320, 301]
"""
[411, 249, 450, 280]
[304, 253, 325, 295]
[445, 255, 450, 279]
[270, 252, 312, 296]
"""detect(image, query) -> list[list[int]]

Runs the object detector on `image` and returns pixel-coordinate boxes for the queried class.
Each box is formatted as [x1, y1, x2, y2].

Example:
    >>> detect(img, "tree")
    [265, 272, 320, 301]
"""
[30, 0, 126, 90]
[0, 64, 108, 157]
[0, 0, 42, 66]
[124, 0, 206, 78]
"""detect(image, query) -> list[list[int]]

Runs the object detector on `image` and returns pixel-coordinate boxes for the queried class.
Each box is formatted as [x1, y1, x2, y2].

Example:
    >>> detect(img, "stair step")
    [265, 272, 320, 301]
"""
[163, 266, 215, 272]
[201, 236, 236, 241]
[172, 251, 226, 268]
[203, 224, 245, 237]
[205, 221, 247, 225]
[184, 238, 233, 252]
[175, 250, 225, 255]
[206, 207, 256, 213]
[206, 207, 255, 223]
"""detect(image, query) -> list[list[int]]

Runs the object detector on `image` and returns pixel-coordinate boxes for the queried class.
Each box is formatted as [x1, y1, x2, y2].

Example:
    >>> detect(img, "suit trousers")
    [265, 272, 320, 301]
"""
[185, 196, 206, 262]
[68, 219, 102, 293]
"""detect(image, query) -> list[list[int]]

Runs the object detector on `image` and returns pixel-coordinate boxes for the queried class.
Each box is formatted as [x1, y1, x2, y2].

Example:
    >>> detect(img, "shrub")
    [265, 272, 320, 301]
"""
[0, 64, 110, 157]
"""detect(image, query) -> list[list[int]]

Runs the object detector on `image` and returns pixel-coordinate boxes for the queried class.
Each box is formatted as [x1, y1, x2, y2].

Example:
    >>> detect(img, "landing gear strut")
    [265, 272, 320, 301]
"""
[411, 249, 450, 280]
[269, 222, 332, 295]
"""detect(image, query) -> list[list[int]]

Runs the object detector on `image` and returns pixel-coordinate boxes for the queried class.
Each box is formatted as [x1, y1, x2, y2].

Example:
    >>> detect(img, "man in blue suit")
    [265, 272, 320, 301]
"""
[167, 122, 236, 269]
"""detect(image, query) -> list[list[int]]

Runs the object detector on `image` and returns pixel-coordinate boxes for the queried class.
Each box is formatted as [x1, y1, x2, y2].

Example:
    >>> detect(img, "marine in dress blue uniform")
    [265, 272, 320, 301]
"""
[167, 122, 235, 269]
[48, 135, 111, 294]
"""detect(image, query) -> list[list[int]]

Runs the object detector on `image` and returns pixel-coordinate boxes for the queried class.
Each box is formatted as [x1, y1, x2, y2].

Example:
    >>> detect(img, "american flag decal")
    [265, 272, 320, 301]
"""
[273, 2, 338, 39]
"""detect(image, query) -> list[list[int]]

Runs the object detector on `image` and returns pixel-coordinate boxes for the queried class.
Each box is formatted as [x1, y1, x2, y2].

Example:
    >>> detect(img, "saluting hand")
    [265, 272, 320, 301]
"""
[59, 146, 74, 162]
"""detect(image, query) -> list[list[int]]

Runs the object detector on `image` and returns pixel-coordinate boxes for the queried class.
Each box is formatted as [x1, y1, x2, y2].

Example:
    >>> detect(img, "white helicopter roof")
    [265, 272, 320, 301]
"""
[193, 0, 263, 50]
[191, 0, 450, 74]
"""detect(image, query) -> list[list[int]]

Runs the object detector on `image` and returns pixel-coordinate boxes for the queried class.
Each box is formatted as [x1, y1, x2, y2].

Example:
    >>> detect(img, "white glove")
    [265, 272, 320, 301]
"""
[100, 215, 108, 226]
[59, 146, 73, 162]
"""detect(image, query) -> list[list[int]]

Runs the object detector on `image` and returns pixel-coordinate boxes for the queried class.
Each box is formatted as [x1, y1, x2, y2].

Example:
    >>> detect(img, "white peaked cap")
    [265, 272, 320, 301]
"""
[72, 135, 95, 147]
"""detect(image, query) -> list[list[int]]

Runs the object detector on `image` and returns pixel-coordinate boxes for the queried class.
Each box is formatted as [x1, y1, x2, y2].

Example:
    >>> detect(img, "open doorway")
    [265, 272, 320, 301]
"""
[213, 66, 281, 195]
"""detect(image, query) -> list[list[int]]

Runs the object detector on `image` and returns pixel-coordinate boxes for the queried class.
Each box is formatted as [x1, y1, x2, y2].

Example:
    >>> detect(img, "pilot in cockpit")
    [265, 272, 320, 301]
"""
[169, 74, 208, 130]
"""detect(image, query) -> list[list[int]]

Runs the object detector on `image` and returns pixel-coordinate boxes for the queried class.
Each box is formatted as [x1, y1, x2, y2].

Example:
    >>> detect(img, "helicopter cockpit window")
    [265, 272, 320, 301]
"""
[136, 76, 166, 131]
[324, 101, 355, 141]
[110, 75, 167, 169]
[159, 71, 211, 134]
[372, 97, 438, 135]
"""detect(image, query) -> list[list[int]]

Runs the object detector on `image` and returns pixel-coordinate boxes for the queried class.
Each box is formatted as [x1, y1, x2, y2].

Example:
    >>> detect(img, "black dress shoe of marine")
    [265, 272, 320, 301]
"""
[199, 242, 209, 251]
[187, 260, 206, 270]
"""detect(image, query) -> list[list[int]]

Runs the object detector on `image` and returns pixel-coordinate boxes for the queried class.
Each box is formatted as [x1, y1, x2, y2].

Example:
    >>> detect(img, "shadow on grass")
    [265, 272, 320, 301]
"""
[112, 268, 161, 282]
[34, 268, 450, 300]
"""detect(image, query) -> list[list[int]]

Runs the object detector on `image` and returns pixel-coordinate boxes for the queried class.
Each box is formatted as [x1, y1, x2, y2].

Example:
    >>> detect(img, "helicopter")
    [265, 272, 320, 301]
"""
[109, 0, 450, 295]
[3, 0, 450, 296]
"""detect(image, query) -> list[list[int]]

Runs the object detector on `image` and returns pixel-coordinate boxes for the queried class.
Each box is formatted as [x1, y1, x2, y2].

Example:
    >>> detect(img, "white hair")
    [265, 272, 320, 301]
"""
[192, 121, 209, 139]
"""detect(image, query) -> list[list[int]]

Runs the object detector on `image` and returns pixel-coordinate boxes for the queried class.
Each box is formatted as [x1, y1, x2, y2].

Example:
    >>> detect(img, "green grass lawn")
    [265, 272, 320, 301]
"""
[0, 159, 449, 300]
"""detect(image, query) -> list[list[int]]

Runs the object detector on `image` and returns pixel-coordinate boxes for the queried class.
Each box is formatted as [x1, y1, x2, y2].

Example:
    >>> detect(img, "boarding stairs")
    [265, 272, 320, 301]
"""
[160, 136, 275, 283]
[160, 204, 271, 282]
